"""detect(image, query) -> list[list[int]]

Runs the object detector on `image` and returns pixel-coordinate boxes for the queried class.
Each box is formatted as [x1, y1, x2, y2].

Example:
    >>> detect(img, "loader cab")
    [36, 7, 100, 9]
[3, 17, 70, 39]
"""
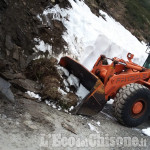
[143, 42, 150, 69]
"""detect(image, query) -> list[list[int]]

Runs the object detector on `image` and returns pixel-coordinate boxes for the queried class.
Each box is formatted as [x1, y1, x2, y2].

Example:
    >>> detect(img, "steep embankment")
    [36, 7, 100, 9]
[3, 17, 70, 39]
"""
[0, 1, 150, 150]
[85, 0, 150, 42]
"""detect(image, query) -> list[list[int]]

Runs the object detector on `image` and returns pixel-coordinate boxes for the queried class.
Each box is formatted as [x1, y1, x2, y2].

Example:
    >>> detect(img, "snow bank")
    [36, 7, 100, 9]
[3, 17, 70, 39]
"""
[40, 0, 147, 70]
[37, 0, 148, 111]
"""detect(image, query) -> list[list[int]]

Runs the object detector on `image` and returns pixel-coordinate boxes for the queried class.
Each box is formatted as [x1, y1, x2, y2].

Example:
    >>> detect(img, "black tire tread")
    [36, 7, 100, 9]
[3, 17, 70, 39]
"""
[113, 83, 150, 126]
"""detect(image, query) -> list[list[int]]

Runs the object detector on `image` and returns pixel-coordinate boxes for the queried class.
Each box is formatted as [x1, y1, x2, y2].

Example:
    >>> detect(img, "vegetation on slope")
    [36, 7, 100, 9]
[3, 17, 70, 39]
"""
[85, 0, 150, 42]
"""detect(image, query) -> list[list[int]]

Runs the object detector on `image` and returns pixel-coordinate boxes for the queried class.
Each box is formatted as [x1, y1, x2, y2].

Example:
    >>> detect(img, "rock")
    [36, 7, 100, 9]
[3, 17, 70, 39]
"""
[13, 45, 20, 61]
[0, 0, 8, 11]
[10, 79, 41, 93]
[61, 122, 77, 134]
[0, 59, 9, 71]
[19, 54, 26, 69]
[42, 75, 61, 100]
[0, 77, 15, 102]
[60, 93, 78, 108]
[0, 72, 26, 80]
[25, 57, 59, 80]
[22, 93, 38, 101]
[5, 35, 13, 50]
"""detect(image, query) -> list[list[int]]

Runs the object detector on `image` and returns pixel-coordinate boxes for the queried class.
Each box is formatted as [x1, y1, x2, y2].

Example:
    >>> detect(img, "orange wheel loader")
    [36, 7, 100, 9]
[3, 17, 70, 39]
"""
[59, 50, 150, 127]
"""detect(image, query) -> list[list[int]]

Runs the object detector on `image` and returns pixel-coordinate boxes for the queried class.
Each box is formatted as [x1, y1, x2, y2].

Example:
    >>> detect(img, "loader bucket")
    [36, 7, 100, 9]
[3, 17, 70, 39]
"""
[59, 56, 106, 116]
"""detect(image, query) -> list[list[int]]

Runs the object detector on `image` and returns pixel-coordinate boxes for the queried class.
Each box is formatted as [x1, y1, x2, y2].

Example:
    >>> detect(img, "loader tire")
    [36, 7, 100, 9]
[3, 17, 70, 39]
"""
[113, 83, 150, 127]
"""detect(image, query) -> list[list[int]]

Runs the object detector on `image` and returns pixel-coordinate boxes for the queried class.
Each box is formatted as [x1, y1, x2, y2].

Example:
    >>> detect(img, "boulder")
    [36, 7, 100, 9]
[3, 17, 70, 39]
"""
[0, 77, 15, 102]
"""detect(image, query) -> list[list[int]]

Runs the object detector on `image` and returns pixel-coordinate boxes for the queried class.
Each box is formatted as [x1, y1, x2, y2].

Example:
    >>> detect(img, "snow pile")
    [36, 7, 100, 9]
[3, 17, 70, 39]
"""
[58, 87, 67, 95]
[142, 128, 150, 136]
[88, 123, 99, 133]
[97, 121, 101, 126]
[76, 84, 89, 99]
[40, 0, 147, 70]
[45, 100, 62, 110]
[67, 74, 79, 88]
[33, 38, 52, 54]
[107, 99, 114, 105]
[26, 91, 41, 101]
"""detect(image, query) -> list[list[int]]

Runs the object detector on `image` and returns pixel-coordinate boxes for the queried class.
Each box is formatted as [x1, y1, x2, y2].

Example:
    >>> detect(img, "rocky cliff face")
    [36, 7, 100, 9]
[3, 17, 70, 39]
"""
[0, 0, 69, 70]
[88, 0, 150, 42]
[0, 0, 149, 107]
[0, 0, 76, 107]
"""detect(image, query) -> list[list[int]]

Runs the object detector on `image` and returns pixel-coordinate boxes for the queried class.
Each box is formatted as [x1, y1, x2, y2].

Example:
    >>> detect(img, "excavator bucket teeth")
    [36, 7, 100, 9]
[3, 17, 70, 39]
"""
[59, 56, 106, 116]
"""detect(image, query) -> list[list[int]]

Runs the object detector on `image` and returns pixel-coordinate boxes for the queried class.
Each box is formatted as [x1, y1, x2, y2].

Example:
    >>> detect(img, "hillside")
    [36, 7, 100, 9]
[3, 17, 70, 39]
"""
[85, 0, 150, 42]
[0, 0, 150, 149]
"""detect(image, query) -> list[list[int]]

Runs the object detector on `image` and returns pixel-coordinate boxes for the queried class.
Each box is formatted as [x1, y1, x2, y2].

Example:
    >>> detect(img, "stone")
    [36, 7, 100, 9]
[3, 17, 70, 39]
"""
[5, 35, 13, 50]
[0, 72, 26, 80]
[0, 0, 8, 11]
[0, 77, 15, 102]
[61, 122, 77, 134]
[60, 93, 78, 108]
[42, 75, 61, 100]
[10, 79, 41, 93]
[13, 45, 20, 60]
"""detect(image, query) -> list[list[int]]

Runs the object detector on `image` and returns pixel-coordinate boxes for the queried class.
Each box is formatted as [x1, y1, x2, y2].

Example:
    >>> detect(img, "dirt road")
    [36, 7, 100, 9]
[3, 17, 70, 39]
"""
[0, 97, 150, 150]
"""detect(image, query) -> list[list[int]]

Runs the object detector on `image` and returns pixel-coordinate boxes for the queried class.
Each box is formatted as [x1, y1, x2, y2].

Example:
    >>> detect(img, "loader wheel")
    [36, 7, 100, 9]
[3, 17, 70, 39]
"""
[113, 83, 150, 127]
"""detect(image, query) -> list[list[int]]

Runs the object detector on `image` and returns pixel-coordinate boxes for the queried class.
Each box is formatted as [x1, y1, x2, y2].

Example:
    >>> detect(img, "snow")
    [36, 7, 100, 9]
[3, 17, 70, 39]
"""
[37, 1, 149, 132]
[76, 84, 89, 99]
[88, 123, 99, 133]
[142, 128, 150, 136]
[41, 0, 147, 70]
[97, 121, 101, 126]
[64, 109, 69, 113]
[67, 74, 79, 88]
[69, 106, 74, 111]
[58, 87, 67, 95]
[34, 38, 52, 54]
[37, 0, 149, 100]
[26, 91, 41, 101]
[63, 79, 69, 87]
[61, 67, 69, 77]
[107, 99, 114, 105]
[45, 100, 57, 109]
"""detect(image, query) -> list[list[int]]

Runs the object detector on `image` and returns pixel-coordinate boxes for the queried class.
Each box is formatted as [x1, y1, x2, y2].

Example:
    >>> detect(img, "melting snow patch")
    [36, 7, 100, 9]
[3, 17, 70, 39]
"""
[64, 109, 69, 113]
[62, 68, 70, 77]
[76, 84, 89, 99]
[58, 106, 62, 111]
[142, 128, 150, 136]
[45, 100, 57, 109]
[107, 99, 114, 105]
[63, 79, 69, 87]
[69, 106, 74, 111]
[58, 87, 67, 95]
[67, 74, 79, 88]
[88, 123, 99, 133]
[97, 121, 101, 126]
[26, 91, 41, 101]
[34, 38, 52, 54]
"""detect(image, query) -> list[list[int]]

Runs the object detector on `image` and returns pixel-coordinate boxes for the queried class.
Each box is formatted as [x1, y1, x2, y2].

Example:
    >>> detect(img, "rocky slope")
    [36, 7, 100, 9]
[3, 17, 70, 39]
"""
[0, 0, 78, 108]
[85, 0, 150, 42]
[0, 0, 150, 106]
[0, 1, 150, 150]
